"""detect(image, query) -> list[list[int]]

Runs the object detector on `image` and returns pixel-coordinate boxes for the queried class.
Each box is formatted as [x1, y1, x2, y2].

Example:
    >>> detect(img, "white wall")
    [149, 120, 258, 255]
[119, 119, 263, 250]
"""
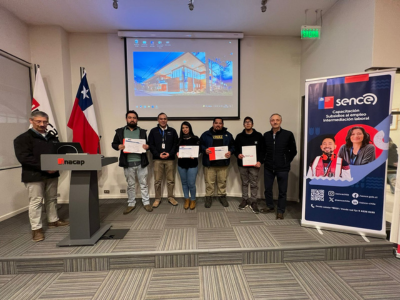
[0, 6, 31, 221]
[372, 0, 400, 67]
[301, 0, 376, 89]
[68, 34, 302, 201]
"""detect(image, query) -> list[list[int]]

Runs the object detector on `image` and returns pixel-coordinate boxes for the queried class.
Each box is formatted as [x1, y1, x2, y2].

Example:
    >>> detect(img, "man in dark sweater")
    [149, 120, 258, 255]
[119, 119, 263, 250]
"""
[112, 110, 152, 214]
[148, 113, 178, 208]
[263, 114, 297, 219]
[14, 111, 69, 242]
[200, 117, 235, 208]
[234, 117, 265, 214]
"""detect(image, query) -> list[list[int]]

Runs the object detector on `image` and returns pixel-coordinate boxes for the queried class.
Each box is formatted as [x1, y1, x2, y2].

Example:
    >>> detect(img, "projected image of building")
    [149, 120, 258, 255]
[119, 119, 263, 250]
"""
[208, 58, 233, 95]
[134, 52, 206, 95]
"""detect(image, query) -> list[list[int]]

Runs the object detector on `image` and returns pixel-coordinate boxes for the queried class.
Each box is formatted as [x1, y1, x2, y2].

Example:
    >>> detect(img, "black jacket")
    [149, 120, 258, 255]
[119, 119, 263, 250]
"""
[234, 129, 265, 167]
[177, 135, 200, 169]
[263, 128, 297, 172]
[14, 129, 60, 183]
[148, 125, 178, 160]
[111, 127, 149, 168]
[200, 127, 235, 167]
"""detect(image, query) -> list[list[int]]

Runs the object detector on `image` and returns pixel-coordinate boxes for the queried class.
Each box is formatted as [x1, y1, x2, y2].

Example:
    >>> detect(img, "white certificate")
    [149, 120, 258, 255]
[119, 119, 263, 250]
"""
[242, 145, 257, 166]
[123, 138, 146, 153]
[211, 146, 229, 160]
[179, 145, 199, 158]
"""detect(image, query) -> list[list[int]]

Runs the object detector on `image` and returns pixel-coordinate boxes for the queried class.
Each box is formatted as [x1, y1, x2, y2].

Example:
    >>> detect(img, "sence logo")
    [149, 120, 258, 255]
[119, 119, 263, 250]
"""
[57, 158, 85, 165]
[336, 93, 377, 107]
[318, 96, 334, 109]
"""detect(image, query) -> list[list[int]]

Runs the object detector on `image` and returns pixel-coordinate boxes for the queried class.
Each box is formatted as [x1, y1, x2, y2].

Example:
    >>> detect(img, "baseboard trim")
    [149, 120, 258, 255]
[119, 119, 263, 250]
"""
[0, 206, 28, 222]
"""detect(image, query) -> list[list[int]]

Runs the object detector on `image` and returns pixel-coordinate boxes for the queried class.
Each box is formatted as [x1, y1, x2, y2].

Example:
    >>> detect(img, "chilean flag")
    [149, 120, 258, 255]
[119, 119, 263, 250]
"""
[67, 73, 100, 154]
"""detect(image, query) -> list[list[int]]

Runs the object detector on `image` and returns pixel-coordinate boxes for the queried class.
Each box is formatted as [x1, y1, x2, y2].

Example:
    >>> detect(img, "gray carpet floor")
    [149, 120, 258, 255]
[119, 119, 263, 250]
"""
[1, 258, 400, 299]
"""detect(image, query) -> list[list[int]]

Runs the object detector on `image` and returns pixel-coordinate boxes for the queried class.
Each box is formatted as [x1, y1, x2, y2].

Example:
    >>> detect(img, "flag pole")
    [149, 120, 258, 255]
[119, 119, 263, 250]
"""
[80, 67, 86, 79]
[34, 64, 40, 79]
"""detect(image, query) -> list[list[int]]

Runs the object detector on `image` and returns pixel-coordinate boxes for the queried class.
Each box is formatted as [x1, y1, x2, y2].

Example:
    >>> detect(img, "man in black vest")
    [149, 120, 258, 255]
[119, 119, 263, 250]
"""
[14, 111, 69, 242]
[263, 114, 297, 219]
[112, 110, 152, 214]
[148, 113, 178, 208]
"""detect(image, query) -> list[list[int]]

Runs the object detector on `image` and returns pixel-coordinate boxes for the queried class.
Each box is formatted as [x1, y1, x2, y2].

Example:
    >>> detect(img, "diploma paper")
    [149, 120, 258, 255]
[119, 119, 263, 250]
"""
[242, 146, 257, 166]
[123, 138, 146, 153]
[209, 146, 229, 161]
[179, 146, 199, 158]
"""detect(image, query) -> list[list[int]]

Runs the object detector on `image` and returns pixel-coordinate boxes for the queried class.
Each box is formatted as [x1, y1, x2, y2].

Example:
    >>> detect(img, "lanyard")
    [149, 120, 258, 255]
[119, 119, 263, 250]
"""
[323, 160, 333, 176]
[158, 128, 165, 143]
[350, 147, 358, 165]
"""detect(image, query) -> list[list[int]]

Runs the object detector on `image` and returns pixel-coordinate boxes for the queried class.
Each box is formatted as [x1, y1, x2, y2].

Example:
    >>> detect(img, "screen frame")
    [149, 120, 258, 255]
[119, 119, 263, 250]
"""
[124, 37, 241, 121]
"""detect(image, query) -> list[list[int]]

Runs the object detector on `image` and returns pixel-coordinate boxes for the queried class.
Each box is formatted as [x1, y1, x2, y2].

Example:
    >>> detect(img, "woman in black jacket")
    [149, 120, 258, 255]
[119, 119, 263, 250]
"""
[176, 122, 200, 209]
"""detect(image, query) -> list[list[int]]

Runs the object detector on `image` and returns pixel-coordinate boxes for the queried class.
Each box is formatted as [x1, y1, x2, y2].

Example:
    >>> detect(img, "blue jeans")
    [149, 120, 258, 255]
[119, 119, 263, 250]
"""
[178, 166, 198, 200]
[124, 165, 150, 206]
[387, 173, 396, 194]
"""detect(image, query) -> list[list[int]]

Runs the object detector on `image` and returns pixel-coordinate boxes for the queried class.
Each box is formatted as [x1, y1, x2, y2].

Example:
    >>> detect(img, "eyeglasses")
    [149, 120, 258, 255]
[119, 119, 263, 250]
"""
[32, 120, 48, 125]
[244, 121, 252, 124]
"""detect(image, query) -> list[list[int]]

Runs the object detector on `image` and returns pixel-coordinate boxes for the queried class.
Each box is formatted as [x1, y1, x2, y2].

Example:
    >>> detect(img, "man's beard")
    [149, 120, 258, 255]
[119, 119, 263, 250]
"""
[127, 122, 137, 129]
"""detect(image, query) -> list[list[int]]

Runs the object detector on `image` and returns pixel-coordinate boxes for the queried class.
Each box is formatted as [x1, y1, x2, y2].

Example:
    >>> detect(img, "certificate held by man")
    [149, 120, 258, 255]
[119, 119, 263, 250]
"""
[209, 146, 229, 161]
[179, 145, 199, 158]
[242, 145, 257, 166]
[123, 138, 146, 153]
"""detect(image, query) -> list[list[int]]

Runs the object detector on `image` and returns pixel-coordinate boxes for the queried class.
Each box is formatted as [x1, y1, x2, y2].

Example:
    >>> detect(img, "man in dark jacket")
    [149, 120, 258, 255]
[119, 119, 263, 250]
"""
[263, 113, 297, 219]
[234, 117, 265, 214]
[112, 110, 152, 214]
[14, 111, 69, 242]
[148, 113, 179, 208]
[200, 117, 235, 208]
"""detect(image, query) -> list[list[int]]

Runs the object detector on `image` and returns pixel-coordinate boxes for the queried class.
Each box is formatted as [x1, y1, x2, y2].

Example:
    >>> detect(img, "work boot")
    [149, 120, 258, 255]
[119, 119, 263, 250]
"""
[205, 196, 212, 208]
[123, 205, 136, 215]
[250, 202, 260, 214]
[190, 200, 196, 210]
[152, 199, 161, 208]
[238, 199, 249, 210]
[260, 207, 275, 214]
[144, 204, 153, 212]
[276, 212, 284, 220]
[219, 196, 229, 207]
[168, 197, 178, 206]
[48, 219, 69, 228]
[184, 199, 190, 210]
[32, 228, 45, 242]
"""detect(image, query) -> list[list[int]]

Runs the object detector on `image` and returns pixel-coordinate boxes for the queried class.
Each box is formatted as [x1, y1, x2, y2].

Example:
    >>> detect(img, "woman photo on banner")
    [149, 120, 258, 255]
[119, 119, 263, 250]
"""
[338, 126, 376, 166]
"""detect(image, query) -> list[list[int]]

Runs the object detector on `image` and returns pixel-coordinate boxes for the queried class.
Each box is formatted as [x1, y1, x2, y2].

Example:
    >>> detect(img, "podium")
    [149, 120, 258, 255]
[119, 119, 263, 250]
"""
[41, 154, 118, 247]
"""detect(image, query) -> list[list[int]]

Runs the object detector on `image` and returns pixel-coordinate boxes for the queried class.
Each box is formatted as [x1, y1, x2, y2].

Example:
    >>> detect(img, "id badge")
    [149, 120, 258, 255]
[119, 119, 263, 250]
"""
[162, 143, 165, 149]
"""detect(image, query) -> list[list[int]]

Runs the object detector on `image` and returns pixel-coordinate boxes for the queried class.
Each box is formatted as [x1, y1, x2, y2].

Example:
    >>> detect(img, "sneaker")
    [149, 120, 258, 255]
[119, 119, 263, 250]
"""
[260, 207, 275, 214]
[238, 199, 249, 210]
[152, 199, 161, 208]
[276, 212, 284, 220]
[123, 205, 136, 215]
[189, 200, 196, 210]
[184, 199, 190, 210]
[205, 196, 212, 208]
[32, 228, 44, 242]
[168, 197, 178, 206]
[250, 202, 259, 214]
[219, 196, 229, 207]
[48, 219, 69, 228]
[144, 204, 153, 212]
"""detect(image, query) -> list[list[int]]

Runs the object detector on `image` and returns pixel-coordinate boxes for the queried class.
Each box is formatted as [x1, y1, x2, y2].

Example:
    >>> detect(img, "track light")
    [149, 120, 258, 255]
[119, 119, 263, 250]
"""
[113, 0, 118, 9]
[188, 0, 194, 11]
[261, 0, 267, 12]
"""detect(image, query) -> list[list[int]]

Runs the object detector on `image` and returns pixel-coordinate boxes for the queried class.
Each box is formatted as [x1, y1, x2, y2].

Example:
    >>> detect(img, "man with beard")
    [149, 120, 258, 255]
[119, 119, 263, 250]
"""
[307, 136, 352, 181]
[200, 117, 235, 208]
[112, 110, 152, 214]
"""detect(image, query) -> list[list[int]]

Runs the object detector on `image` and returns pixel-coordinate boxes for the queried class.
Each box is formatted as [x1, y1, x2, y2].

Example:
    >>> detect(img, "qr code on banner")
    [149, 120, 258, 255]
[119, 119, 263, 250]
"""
[311, 189, 324, 201]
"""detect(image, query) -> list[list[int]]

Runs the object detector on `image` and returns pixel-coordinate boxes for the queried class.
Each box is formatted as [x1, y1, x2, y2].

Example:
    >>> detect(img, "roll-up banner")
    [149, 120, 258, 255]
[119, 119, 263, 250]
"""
[302, 70, 396, 238]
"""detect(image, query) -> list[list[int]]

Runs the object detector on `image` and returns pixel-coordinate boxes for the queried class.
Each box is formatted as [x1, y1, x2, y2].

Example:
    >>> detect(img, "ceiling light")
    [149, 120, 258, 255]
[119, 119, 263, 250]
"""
[113, 0, 118, 9]
[261, 0, 267, 12]
[188, 0, 194, 11]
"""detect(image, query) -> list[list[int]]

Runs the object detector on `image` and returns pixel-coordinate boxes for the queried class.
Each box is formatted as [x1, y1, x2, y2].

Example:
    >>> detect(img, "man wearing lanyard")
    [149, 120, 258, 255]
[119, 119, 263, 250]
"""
[306, 137, 351, 180]
[148, 112, 179, 208]
[262, 114, 297, 219]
